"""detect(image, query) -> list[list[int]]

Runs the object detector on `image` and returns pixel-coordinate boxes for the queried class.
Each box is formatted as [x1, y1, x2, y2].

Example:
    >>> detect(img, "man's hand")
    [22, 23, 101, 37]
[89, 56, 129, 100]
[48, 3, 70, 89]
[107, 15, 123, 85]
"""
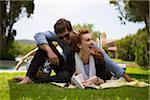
[47, 51, 59, 65]
[39, 44, 59, 65]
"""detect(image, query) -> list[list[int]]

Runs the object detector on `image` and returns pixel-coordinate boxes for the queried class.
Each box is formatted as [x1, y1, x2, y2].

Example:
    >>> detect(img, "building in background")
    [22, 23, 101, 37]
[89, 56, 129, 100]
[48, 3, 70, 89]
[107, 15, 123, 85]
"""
[99, 32, 117, 58]
[100, 32, 107, 46]
[105, 39, 117, 58]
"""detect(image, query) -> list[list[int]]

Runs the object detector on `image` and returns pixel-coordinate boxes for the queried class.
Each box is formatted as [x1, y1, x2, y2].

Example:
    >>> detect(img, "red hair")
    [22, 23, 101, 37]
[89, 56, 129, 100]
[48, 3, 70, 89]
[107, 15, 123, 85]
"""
[71, 28, 89, 52]
[71, 28, 104, 64]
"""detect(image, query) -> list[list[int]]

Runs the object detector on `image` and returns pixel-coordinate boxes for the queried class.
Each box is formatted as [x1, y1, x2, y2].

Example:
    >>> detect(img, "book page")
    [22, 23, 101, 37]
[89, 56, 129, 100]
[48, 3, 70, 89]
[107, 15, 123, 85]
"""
[71, 73, 85, 89]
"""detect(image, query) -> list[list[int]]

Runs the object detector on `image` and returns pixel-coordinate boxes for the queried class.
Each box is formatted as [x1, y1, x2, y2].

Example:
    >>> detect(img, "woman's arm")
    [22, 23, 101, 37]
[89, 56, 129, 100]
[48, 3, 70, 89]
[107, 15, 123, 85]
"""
[82, 76, 104, 86]
[85, 75, 97, 84]
[82, 76, 97, 86]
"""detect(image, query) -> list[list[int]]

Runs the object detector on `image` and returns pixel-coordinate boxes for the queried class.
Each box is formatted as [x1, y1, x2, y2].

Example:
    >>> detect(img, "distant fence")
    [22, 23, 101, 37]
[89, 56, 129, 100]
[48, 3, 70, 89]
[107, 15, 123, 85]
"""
[0, 60, 17, 68]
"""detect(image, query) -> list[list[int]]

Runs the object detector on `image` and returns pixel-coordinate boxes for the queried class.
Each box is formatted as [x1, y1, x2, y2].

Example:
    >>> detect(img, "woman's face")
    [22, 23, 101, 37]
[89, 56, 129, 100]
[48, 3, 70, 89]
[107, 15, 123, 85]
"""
[79, 33, 94, 54]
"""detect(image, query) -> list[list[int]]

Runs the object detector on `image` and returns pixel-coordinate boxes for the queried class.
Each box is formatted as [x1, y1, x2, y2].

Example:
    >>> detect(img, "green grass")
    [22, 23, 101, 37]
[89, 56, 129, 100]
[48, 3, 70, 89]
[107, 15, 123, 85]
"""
[112, 59, 137, 65]
[126, 67, 149, 75]
[0, 67, 149, 100]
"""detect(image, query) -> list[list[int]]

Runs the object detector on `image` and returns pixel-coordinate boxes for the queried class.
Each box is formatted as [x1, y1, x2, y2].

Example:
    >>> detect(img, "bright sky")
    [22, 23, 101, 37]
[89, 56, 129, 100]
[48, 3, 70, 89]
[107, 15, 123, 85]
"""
[13, 0, 145, 40]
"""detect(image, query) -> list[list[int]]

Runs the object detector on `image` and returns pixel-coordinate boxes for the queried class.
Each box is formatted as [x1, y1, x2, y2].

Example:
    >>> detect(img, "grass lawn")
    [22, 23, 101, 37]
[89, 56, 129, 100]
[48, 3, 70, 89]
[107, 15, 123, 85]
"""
[0, 66, 149, 100]
[112, 59, 137, 64]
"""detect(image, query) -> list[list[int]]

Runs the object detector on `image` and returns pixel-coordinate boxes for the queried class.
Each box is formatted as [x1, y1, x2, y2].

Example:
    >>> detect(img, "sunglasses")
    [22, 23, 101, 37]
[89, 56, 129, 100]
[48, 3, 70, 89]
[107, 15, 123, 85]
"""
[58, 32, 70, 40]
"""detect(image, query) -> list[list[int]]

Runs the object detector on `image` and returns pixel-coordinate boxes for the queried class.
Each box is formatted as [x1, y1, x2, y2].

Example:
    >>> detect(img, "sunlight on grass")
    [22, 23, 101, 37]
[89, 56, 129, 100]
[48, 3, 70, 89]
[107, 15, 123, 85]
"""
[0, 66, 149, 100]
[112, 59, 137, 64]
[126, 67, 149, 75]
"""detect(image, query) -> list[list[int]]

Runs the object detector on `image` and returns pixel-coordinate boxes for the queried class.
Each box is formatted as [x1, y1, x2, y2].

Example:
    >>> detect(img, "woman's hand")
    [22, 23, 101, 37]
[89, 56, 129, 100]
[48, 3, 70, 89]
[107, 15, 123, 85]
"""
[96, 77, 104, 85]
[82, 80, 92, 86]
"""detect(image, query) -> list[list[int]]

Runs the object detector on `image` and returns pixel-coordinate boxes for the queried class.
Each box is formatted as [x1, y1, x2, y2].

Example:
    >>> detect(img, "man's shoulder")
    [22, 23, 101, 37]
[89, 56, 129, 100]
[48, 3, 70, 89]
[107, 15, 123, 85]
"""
[45, 31, 55, 34]
[36, 30, 55, 34]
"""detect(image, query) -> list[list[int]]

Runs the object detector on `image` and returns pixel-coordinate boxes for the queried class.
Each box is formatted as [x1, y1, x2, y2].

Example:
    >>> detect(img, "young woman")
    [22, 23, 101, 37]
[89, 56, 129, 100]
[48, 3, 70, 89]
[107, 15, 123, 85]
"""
[71, 28, 133, 87]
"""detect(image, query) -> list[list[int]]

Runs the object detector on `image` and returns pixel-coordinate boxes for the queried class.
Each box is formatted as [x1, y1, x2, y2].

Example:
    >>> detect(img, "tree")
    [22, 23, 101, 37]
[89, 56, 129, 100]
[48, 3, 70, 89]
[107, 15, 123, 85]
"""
[116, 28, 148, 66]
[110, 0, 149, 37]
[110, 0, 149, 65]
[73, 23, 93, 32]
[73, 23, 101, 40]
[116, 34, 135, 61]
[134, 28, 148, 66]
[0, 0, 34, 60]
[110, 0, 149, 27]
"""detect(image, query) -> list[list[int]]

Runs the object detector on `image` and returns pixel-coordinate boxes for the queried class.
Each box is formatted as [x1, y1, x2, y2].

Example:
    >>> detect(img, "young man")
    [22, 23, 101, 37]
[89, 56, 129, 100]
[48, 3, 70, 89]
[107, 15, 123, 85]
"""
[19, 18, 76, 84]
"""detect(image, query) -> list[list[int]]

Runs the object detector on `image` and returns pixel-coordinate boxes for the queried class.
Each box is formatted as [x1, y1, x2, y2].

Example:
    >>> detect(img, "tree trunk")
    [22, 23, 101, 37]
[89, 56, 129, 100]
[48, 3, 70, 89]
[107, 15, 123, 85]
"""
[144, 18, 150, 56]
[0, 1, 9, 59]
[0, 1, 3, 49]
[0, 1, 4, 58]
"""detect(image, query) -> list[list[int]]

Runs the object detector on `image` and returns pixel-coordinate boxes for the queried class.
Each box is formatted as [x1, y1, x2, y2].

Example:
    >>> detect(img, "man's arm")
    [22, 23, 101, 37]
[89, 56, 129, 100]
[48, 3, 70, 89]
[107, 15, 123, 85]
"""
[34, 31, 59, 65]
[34, 31, 57, 45]
[38, 44, 59, 65]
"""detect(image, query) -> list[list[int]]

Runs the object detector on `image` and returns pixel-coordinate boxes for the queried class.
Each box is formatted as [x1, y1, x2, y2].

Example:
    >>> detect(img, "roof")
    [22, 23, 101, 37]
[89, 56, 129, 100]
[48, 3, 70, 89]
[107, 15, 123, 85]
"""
[108, 46, 117, 51]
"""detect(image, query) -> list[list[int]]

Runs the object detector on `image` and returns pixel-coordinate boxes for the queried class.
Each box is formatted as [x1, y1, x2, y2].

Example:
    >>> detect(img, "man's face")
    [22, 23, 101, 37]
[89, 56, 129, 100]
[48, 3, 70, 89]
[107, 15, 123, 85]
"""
[58, 31, 76, 44]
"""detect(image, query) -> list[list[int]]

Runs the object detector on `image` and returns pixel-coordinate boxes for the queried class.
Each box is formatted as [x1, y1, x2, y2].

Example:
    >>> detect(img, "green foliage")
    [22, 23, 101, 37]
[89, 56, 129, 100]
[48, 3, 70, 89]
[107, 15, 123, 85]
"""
[0, 1, 34, 60]
[116, 28, 148, 66]
[134, 45, 148, 66]
[0, 41, 36, 59]
[116, 34, 135, 61]
[134, 29, 148, 66]
[73, 23, 94, 32]
[0, 41, 18, 60]
[110, 0, 149, 24]
[15, 41, 36, 56]
[103, 46, 113, 58]
[73, 23, 101, 40]
[92, 31, 101, 40]
[110, 0, 149, 39]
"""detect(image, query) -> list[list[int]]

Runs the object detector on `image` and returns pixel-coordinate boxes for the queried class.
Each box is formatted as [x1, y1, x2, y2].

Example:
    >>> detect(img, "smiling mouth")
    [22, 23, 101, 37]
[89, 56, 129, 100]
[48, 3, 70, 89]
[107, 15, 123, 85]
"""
[89, 46, 93, 49]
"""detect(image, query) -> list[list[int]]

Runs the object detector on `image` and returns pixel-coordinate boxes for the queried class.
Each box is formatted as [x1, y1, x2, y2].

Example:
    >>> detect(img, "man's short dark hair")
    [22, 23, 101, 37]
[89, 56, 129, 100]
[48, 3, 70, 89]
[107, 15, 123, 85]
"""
[54, 18, 73, 34]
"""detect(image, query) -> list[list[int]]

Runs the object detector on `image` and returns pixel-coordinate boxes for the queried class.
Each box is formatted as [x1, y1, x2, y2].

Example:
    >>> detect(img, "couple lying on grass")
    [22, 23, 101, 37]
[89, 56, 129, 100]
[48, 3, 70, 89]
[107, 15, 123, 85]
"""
[14, 18, 133, 88]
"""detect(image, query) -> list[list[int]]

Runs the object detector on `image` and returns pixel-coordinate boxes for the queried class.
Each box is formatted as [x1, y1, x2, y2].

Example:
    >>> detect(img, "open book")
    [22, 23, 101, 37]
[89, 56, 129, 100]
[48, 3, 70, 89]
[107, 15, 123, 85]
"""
[71, 73, 99, 89]
[71, 73, 85, 89]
